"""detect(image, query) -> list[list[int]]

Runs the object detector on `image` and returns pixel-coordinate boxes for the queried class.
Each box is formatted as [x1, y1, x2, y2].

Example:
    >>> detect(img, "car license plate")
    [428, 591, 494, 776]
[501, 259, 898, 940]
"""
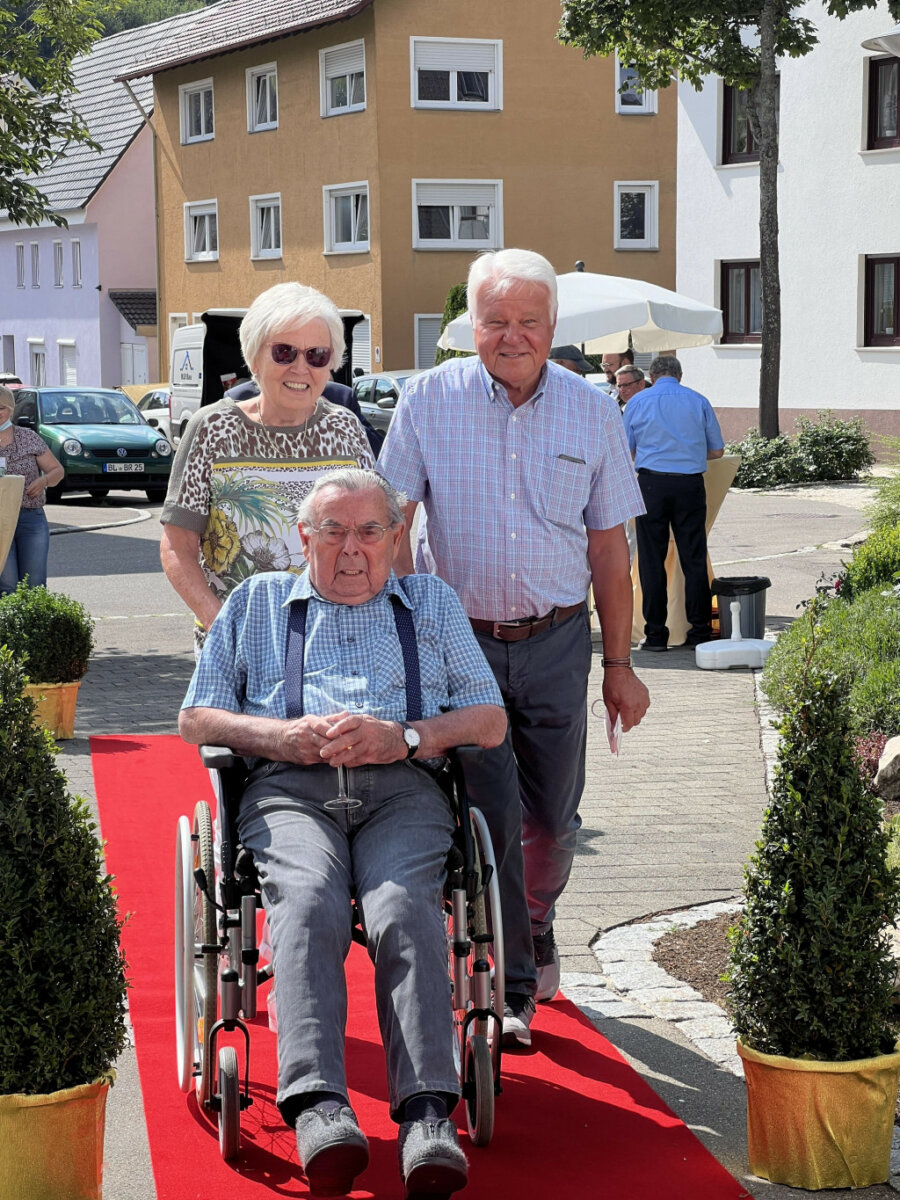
[104, 462, 144, 473]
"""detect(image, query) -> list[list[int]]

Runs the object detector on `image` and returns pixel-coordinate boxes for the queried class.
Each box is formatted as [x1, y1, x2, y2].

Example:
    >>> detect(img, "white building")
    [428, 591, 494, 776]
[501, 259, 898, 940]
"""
[676, 3, 900, 445]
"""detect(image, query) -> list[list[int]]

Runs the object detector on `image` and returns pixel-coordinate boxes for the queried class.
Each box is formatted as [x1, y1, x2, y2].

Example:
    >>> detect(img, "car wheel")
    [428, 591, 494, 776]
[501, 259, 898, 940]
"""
[46, 484, 64, 504]
[145, 487, 167, 503]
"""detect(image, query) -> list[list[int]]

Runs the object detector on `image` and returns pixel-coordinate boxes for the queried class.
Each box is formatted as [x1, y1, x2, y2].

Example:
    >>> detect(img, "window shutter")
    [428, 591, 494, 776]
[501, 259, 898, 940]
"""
[416, 182, 496, 207]
[413, 40, 497, 73]
[415, 317, 442, 370]
[323, 41, 365, 77]
[352, 318, 372, 374]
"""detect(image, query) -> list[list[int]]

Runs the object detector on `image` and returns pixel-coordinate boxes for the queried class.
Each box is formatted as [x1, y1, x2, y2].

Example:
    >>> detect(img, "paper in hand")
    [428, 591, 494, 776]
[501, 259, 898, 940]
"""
[605, 709, 623, 757]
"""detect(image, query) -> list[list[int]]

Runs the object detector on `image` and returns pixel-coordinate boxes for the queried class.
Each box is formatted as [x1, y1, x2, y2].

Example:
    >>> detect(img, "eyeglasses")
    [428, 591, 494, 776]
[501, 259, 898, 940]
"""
[311, 521, 395, 545]
[269, 343, 333, 368]
[618, 377, 642, 388]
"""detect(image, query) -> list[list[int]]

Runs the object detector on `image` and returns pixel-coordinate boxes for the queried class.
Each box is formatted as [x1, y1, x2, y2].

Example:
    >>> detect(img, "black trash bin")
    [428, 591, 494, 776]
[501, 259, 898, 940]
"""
[712, 576, 771, 640]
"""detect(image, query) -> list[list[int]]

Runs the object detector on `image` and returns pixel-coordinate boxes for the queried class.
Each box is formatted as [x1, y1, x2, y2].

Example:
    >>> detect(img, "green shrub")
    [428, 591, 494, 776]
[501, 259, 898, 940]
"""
[838, 526, 900, 601]
[865, 474, 900, 533]
[729, 608, 900, 1061]
[794, 411, 875, 482]
[726, 429, 805, 488]
[0, 646, 127, 1094]
[0, 581, 93, 683]
[727, 412, 875, 489]
[761, 587, 900, 737]
[886, 816, 900, 876]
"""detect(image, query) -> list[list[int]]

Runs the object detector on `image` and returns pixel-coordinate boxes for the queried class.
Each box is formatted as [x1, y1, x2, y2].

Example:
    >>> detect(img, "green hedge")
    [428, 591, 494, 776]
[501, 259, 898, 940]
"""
[727, 412, 874, 489]
[837, 525, 900, 601]
[761, 587, 900, 738]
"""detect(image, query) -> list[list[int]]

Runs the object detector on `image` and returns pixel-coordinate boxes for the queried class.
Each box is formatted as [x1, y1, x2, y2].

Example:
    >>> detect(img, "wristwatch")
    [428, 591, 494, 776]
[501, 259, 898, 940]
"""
[399, 721, 421, 759]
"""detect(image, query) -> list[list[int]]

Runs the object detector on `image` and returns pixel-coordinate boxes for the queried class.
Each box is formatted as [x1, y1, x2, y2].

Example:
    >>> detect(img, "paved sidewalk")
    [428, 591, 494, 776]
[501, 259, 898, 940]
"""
[48, 477, 886, 1198]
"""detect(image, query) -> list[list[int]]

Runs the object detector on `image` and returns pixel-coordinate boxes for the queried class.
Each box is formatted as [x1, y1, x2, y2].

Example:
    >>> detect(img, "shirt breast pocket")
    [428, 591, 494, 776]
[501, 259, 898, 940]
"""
[542, 455, 590, 528]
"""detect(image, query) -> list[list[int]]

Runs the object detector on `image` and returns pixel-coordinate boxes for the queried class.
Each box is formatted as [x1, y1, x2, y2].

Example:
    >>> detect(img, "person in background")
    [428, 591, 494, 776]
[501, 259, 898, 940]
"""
[601, 349, 635, 403]
[160, 282, 374, 647]
[378, 248, 649, 1049]
[614, 364, 646, 412]
[0, 385, 64, 594]
[548, 345, 594, 377]
[622, 355, 724, 651]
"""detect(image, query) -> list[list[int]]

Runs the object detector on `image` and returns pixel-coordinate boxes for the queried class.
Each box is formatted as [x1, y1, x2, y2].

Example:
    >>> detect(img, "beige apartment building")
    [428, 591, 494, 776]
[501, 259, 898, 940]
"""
[120, 0, 676, 377]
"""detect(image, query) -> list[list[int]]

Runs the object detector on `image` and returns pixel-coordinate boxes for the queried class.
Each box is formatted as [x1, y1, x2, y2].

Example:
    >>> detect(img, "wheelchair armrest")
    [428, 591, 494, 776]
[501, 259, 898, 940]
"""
[199, 745, 238, 771]
[449, 745, 484, 769]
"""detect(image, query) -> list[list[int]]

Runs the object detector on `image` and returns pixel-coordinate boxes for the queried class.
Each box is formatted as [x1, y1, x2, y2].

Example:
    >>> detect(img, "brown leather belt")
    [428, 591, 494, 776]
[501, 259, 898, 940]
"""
[469, 602, 584, 642]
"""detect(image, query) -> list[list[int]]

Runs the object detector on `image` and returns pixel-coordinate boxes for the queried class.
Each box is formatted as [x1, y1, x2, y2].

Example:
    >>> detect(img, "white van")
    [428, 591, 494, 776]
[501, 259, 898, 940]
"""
[168, 308, 364, 442]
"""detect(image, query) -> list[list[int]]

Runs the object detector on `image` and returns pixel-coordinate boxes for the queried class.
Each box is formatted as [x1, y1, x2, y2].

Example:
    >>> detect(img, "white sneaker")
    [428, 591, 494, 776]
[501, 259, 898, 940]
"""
[502, 993, 536, 1048]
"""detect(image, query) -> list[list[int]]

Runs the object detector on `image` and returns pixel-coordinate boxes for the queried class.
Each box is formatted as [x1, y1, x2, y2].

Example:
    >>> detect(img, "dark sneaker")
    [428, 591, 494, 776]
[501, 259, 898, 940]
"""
[533, 927, 560, 1003]
[502, 992, 536, 1048]
[686, 627, 714, 647]
[641, 639, 668, 652]
[399, 1117, 468, 1199]
[296, 1105, 369, 1196]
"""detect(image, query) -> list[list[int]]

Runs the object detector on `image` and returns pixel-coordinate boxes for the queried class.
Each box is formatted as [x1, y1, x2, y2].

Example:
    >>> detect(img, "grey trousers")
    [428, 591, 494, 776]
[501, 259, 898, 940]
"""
[464, 607, 592, 995]
[237, 760, 459, 1121]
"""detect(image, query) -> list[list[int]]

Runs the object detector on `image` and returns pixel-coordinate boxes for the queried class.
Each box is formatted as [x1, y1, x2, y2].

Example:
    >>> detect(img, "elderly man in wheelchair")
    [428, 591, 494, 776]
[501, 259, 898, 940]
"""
[179, 468, 507, 1199]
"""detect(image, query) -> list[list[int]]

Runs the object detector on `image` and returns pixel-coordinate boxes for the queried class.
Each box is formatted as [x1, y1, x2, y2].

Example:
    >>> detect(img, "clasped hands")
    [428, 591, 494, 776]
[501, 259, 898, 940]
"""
[276, 710, 406, 768]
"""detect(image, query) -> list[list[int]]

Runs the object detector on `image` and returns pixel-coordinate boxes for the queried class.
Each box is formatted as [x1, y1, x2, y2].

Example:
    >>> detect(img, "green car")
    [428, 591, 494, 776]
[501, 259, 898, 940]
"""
[12, 387, 173, 503]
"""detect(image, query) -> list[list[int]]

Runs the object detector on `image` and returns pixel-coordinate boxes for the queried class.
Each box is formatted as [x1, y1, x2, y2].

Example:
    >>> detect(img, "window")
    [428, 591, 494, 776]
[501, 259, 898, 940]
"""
[247, 64, 278, 132]
[184, 200, 218, 261]
[412, 180, 502, 250]
[721, 261, 762, 343]
[179, 79, 214, 144]
[250, 193, 282, 259]
[615, 56, 657, 115]
[169, 313, 188, 347]
[864, 256, 900, 345]
[722, 80, 780, 164]
[613, 181, 658, 250]
[415, 314, 443, 370]
[351, 316, 372, 374]
[867, 58, 899, 150]
[410, 38, 502, 110]
[59, 342, 77, 386]
[30, 243, 39, 287]
[15, 244, 24, 288]
[323, 183, 369, 253]
[53, 241, 63, 287]
[71, 239, 81, 287]
[29, 342, 46, 386]
[320, 41, 366, 116]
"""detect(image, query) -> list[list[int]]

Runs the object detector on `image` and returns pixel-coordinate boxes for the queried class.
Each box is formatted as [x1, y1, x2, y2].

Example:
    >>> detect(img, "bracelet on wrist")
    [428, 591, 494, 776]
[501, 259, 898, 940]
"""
[602, 656, 633, 668]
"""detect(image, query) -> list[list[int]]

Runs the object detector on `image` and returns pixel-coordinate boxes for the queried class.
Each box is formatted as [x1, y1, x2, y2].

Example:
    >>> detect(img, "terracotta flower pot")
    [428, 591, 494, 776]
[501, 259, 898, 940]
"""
[23, 680, 81, 740]
[0, 1078, 110, 1199]
[738, 1037, 900, 1190]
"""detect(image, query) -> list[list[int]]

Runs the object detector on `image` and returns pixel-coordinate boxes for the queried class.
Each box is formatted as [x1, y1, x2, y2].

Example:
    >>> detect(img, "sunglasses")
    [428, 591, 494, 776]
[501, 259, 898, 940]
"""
[269, 343, 333, 368]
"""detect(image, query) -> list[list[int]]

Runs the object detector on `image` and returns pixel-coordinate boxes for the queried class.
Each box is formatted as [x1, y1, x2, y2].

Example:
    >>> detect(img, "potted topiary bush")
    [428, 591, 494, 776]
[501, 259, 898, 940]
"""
[729, 601, 900, 1190]
[0, 580, 94, 738]
[0, 645, 127, 1199]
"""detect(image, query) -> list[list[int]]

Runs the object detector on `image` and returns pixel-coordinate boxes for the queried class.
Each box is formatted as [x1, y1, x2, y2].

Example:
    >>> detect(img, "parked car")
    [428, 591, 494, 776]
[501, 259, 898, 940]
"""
[12, 387, 173, 502]
[135, 386, 173, 442]
[0, 372, 23, 390]
[351, 370, 423, 433]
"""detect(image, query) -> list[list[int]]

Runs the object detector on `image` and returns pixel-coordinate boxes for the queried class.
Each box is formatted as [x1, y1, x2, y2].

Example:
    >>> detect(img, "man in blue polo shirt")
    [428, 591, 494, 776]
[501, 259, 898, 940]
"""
[623, 356, 724, 651]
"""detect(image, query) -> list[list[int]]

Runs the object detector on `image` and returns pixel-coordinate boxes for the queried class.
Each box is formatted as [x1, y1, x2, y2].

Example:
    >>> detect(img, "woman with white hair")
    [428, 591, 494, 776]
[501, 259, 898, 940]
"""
[0, 385, 64, 594]
[161, 282, 374, 644]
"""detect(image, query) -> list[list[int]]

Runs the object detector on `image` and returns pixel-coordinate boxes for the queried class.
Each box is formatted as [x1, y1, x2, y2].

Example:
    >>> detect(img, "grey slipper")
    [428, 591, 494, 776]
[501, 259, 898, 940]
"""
[398, 1118, 468, 1199]
[296, 1105, 369, 1197]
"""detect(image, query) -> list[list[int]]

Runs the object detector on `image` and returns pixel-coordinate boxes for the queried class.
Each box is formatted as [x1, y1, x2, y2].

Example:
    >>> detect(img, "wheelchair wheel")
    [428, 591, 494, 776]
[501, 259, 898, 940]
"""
[464, 1034, 494, 1147]
[217, 1046, 240, 1161]
[175, 802, 218, 1102]
[470, 807, 505, 1068]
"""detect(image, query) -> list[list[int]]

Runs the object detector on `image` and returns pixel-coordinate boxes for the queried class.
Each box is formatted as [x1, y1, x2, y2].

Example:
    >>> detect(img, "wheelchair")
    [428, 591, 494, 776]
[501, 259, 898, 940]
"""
[174, 745, 504, 1162]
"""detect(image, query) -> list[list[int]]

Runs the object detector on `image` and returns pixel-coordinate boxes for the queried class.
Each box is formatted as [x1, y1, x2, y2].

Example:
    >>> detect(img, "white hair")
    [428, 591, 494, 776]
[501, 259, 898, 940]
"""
[467, 249, 558, 320]
[0, 385, 14, 413]
[296, 469, 407, 529]
[239, 282, 346, 377]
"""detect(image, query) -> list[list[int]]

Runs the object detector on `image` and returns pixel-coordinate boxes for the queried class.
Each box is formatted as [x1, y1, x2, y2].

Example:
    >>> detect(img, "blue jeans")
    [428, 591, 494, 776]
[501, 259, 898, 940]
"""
[0, 506, 50, 594]
[237, 760, 458, 1121]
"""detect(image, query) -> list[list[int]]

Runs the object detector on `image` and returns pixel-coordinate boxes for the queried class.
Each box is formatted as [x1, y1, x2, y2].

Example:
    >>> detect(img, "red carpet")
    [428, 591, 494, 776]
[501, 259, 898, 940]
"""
[91, 735, 748, 1200]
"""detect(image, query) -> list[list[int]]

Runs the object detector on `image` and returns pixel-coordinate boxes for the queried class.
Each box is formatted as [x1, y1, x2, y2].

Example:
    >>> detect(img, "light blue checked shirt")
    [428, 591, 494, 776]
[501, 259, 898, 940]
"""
[377, 357, 645, 621]
[182, 568, 503, 721]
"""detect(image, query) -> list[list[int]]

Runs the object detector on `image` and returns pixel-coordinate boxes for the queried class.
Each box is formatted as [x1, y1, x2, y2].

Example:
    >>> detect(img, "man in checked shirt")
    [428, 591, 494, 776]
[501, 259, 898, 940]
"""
[379, 248, 650, 1049]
